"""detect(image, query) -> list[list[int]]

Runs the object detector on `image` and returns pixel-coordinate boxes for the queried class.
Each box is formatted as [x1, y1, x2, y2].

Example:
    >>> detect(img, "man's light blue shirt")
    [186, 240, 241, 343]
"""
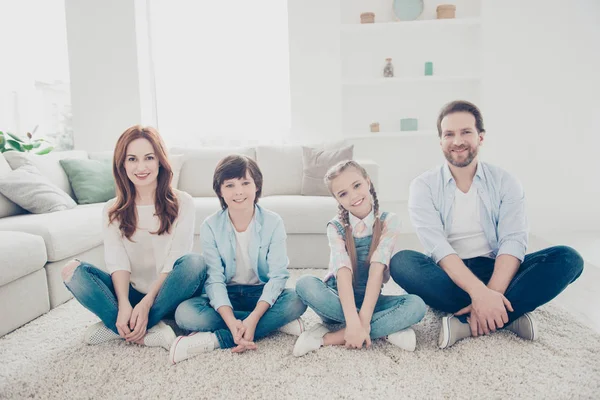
[201, 204, 290, 311]
[408, 161, 528, 264]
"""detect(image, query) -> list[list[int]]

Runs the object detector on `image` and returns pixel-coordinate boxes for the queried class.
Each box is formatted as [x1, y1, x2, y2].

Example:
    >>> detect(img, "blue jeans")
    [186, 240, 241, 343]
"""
[390, 246, 584, 324]
[174, 285, 307, 349]
[63, 253, 207, 334]
[295, 275, 426, 339]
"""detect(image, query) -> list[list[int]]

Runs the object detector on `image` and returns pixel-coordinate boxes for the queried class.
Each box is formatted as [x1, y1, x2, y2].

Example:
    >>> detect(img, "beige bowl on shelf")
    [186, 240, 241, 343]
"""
[436, 5, 456, 19]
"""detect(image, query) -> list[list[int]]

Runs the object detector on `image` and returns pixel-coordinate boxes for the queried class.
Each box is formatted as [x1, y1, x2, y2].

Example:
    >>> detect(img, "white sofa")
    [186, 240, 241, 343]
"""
[0, 145, 378, 336]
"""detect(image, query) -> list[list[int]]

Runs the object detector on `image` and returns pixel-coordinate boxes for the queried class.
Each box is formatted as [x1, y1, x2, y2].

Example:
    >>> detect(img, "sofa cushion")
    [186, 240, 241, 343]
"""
[301, 145, 354, 196]
[0, 164, 77, 213]
[59, 158, 116, 204]
[259, 195, 338, 234]
[0, 153, 24, 218]
[172, 147, 256, 197]
[0, 203, 104, 262]
[3, 150, 88, 199]
[0, 231, 47, 287]
[191, 197, 223, 234]
[256, 145, 304, 196]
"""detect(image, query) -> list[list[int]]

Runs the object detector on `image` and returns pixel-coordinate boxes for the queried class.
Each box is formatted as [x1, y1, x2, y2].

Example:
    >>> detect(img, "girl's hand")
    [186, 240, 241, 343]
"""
[116, 302, 133, 339]
[344, 322, 371, 350]
[126, 299, 151, 343]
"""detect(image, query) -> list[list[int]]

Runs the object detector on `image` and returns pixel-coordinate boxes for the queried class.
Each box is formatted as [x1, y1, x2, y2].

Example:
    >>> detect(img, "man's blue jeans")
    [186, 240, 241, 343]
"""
[174, 285, 307, 349]
[389, 246, 584, 324]
[295, 275, 426, 338]
[63, 253, 207, 334]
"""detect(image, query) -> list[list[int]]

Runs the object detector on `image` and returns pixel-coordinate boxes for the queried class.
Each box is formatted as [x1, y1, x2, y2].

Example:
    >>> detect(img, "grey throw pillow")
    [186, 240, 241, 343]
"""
[0, 164, 77, 213]
[301, 145, 354, 196]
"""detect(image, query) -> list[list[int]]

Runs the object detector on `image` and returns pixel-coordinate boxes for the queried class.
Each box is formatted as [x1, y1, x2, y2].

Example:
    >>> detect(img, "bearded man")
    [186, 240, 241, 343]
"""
[389, 100, 583, 349]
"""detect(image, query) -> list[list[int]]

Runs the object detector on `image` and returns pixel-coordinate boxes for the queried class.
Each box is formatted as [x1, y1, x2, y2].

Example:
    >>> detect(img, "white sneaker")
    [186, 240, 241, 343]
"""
[506, 313, 537, 341]
[143, 321, 176, 351]
[293, 323, 330, 357]
[386, 328, 416, 352]
[84, 322, 121, 345]
[169, 332, 216, 365]
[279, 318, 305, 336]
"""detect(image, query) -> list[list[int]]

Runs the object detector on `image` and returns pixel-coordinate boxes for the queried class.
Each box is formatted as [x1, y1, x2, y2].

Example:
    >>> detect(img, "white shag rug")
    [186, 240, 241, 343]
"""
[1, 270, 599, 400]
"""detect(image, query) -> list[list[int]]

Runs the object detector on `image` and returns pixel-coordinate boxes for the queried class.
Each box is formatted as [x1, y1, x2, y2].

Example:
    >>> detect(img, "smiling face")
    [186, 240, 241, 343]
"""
[440, 111, 484, 168]
[330, 166, 372, 219]
[124, 138, 160, 189]
[219, 170, 257, 212]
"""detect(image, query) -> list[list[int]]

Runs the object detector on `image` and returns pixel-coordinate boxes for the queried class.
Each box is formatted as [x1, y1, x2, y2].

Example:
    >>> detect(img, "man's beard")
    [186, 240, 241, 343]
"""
[444, 145, 478, 168]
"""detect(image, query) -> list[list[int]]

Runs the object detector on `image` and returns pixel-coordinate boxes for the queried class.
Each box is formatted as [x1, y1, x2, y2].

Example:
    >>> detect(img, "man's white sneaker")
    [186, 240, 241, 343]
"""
[293, 323, 329, 357]
[506, 313, 537, 341]
[438, 315, 472, 349]
[278, 318, 305, 336]
[386, 328, 416, 351]
[84, 322, 121, 345]
[169, 332, 216, 365]
[143, 321, 176, 351]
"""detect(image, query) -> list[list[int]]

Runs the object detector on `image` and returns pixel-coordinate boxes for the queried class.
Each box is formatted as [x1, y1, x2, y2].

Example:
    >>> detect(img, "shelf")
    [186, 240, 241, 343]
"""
[341, 17, 481, 33]
[343, 76, 480, 86]
[346, 130, 438, 139]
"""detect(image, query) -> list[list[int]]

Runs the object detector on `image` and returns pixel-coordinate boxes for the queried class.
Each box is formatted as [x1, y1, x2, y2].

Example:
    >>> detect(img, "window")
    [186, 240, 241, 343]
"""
[0, 0, 73, 151]
[149, 0, 292, 146]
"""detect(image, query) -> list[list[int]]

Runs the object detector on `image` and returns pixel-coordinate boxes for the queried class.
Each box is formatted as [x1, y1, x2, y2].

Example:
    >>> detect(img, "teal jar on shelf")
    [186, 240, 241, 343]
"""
[424, 61, 433, 76]
[401, 118, 418, 131]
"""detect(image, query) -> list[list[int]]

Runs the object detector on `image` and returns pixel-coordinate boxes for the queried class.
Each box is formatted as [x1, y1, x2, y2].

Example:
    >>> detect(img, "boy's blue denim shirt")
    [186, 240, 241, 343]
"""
[201, 204, 290, 310]
[409, 161, 529, 264]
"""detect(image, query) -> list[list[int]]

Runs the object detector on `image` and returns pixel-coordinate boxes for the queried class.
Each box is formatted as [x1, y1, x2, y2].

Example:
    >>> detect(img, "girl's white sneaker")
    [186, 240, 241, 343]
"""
[278, 318, 306, 336]
[386, 328, 416, 352]
[293, 323, 330, 357]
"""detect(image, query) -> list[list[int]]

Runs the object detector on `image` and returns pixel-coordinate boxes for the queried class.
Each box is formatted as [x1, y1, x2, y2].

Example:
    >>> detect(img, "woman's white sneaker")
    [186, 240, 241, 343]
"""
[278, 318, 305, 336]
[169, 332, 216, 365]
[293, 323, 330, 357]
[386, 328, 416, 351]
[84, 322, 121, 345]
[143, 321, 176, 351]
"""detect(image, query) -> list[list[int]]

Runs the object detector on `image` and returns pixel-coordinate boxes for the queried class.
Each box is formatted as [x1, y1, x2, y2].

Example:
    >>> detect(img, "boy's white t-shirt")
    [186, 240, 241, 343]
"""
[447, 186, 494, 259]
[229, 220, 260, 285]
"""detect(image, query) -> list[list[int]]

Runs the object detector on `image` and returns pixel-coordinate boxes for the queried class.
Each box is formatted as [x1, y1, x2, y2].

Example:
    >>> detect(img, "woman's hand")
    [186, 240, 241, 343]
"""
[116, 302, 133, 339]
[126, 298, 152, 343]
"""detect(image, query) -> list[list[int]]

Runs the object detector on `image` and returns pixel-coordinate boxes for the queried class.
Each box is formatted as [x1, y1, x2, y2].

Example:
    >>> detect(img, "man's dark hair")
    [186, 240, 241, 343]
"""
[437, 100, 485, 137]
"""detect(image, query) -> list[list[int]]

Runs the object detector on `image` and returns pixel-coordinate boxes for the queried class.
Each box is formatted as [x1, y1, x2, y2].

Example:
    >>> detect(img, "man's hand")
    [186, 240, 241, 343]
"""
[456, 287, 513, 336]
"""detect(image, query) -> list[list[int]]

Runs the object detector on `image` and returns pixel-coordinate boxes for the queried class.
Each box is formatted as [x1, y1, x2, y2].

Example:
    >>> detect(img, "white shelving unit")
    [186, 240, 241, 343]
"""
[340, 1, 482, 137]
[347, 130, 438, 139]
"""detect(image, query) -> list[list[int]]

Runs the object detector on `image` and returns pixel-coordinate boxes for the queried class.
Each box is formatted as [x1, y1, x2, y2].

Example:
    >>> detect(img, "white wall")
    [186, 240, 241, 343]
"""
[481, 0, 600, 236]
[287, 0, 342, 143]
[65, 0, 154, 151]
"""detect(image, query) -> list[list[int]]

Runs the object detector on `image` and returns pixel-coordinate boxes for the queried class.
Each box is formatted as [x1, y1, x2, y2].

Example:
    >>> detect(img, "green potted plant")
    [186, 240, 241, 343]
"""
[0, 126, 54, 155]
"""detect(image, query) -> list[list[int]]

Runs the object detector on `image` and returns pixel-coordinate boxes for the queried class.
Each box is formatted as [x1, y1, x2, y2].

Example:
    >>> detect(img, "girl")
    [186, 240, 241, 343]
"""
[170, 155, 307, 364]
[293, 160, 426, 356]
[62, 125, 206, 351]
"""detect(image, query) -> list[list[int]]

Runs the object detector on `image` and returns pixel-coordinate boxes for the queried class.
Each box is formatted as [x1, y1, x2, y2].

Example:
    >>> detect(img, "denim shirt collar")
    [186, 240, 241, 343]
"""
[442, 161, 486, 187]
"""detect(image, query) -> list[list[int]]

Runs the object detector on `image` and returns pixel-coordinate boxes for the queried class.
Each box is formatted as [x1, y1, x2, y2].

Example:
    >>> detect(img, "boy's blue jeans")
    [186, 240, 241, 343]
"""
[175, 285, 307, 349]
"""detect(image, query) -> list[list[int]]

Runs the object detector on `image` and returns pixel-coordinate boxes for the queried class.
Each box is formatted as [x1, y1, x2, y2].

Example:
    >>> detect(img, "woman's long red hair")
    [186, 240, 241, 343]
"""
[108, 125, 179, 240]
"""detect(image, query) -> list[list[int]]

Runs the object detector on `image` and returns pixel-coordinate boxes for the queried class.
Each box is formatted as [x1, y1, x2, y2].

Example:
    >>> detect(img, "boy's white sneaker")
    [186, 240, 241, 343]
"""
[143, 321, 176, 351]
[386, 328, 416, 352]
[278, 318, 306, 336]
[293, 323, 329, 357]
[169, 332, 216, 365]
[84, 321, 121, 345]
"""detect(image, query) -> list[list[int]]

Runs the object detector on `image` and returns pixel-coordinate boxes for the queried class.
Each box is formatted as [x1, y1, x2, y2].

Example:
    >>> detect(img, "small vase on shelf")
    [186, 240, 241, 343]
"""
[370, 122, 380, 133]
[383, 58, 394, 78]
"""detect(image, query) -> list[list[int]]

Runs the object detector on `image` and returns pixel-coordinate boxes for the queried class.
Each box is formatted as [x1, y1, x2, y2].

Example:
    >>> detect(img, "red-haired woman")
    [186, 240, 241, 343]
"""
[61, 125, 205, 351]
